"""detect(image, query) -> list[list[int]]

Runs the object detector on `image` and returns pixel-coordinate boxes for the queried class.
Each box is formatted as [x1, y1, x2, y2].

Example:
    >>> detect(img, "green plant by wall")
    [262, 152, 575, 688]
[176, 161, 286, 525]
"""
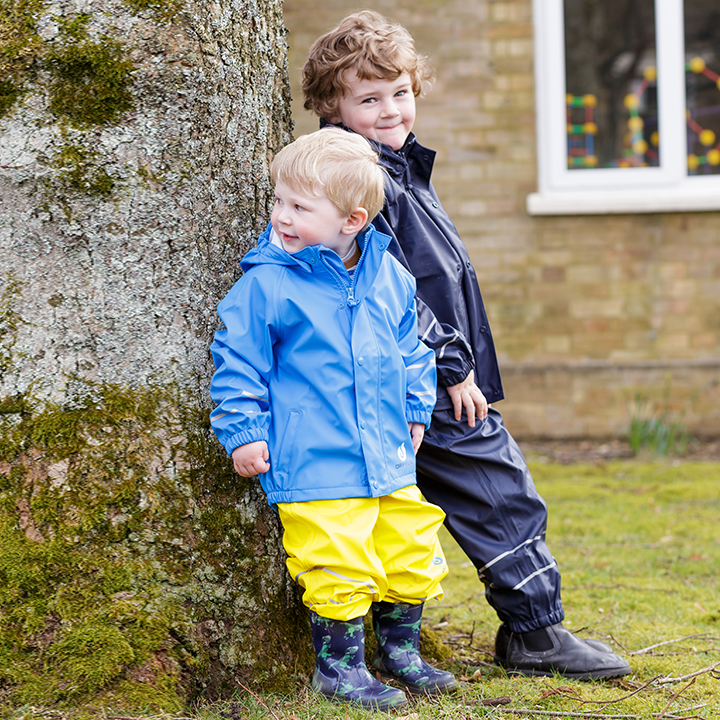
[626, 392, 691, 457]
[0, 4, 156, 201]
[0, 6, 137, 125]
[0, 380, 194, 710]
[50, 143, 116, 198]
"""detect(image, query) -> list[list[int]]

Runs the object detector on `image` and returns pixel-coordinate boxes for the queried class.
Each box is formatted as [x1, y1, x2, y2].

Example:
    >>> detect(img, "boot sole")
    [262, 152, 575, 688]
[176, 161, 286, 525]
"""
[318, 690, 409, 712]
[376, 671, 459, 696]
[498, 663, 632, 682]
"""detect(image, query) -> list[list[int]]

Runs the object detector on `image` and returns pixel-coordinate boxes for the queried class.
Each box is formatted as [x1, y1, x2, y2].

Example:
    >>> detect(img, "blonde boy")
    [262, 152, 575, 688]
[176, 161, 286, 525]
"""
[302, 12, 631, 681]
[210, 129, 457, 710]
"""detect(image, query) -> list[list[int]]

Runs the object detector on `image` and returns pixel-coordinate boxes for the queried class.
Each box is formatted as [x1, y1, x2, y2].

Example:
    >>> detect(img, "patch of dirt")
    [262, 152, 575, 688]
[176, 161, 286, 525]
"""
[518, 438, 720, 464]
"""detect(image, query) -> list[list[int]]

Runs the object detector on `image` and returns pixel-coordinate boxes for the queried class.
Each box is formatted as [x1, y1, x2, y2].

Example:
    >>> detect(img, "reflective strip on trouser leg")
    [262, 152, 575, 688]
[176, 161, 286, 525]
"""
[278, 485, 447, 622]
[417, 407, 564, 634]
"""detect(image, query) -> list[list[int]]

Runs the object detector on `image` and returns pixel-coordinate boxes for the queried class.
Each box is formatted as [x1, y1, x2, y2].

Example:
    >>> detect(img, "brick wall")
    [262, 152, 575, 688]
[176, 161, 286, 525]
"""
[283, 0, 720, 440]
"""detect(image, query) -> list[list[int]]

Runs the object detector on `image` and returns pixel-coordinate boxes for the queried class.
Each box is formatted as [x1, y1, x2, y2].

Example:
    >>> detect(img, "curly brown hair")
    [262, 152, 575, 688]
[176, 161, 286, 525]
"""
[302, 10, 434, 120]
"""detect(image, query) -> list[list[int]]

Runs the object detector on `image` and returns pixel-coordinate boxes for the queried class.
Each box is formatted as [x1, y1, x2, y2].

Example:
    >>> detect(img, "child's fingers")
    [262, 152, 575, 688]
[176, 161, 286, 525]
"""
[464, 391, 476, 428]
[452, 394, 463, 422]
[475, 393, 488, 421]
[409, 423, 424, 453]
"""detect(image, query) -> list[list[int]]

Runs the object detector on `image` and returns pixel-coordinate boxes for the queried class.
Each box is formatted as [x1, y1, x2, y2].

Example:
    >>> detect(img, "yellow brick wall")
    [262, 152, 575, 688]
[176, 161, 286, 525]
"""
[283, 0, 720, 439]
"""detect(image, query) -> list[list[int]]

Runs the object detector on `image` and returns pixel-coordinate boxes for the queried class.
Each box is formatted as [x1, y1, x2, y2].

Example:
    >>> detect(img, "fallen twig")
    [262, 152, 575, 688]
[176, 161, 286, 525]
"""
[608, 632, 632, 654]
[581, 675, 663, 706]
[489, 709, 639, 718]
[658, 702, 710, 719]
[631, 634, 713, 656]
[655, 661, 720, 685]
[236, 680, 282, 720]
[656, 678, 696, 720]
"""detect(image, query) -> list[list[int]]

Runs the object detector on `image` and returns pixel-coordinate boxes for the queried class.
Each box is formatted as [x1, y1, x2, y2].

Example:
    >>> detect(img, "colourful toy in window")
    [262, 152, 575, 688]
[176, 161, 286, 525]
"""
[565, 66, 658, 169]
[685, 57, 720, 174]
[566, 93, 598, 168]
[616, 66, 658, 168]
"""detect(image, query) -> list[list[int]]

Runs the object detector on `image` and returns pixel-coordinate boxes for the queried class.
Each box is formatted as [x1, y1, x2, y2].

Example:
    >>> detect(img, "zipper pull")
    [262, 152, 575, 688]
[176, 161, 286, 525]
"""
[347, 287, 359, 306]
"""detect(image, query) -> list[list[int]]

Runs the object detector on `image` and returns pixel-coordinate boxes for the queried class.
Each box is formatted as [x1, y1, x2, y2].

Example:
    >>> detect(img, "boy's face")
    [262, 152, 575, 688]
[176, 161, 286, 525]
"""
[331, 73, 416, 151]
[271, 181, 365, 256]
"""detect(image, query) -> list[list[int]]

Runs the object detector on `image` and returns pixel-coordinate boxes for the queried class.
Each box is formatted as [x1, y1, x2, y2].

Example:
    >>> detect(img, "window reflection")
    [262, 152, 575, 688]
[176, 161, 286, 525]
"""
[564, 0, 659, 170]
[685, 1, 720, 174]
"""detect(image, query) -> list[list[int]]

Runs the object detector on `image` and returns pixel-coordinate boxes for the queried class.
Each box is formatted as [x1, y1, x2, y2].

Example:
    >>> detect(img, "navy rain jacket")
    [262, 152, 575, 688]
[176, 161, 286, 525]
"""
[366, 132, 504, 409]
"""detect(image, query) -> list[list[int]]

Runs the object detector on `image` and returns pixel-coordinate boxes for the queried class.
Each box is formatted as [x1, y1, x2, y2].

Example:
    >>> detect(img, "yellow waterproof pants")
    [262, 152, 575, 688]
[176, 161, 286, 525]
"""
[277, 484, 447, 621]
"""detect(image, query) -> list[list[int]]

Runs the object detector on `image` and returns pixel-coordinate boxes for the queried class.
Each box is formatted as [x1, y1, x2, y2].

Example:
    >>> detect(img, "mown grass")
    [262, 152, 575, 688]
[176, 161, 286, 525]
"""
[10, 458, 720, 719]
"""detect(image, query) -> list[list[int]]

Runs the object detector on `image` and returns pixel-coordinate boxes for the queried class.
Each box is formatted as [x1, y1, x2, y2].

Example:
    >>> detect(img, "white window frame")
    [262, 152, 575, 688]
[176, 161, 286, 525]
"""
[528, 0, 720, 215]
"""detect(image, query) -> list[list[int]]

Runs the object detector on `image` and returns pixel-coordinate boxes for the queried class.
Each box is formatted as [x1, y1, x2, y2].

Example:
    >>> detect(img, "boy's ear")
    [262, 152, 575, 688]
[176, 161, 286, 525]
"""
[342, 207, 369, 234]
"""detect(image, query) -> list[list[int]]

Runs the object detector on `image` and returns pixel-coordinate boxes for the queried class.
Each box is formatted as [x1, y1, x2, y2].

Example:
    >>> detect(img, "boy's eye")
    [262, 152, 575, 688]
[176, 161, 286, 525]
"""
[361, 97, 376, 104]
[294, 204, 305, 212]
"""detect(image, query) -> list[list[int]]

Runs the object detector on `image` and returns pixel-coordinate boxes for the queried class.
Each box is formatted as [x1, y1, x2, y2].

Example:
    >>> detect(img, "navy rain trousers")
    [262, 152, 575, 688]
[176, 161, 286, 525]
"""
[417, 407, 565, 634]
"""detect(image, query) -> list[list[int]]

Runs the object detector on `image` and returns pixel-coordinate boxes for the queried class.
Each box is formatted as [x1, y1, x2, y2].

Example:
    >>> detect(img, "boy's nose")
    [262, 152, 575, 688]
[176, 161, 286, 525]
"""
[380, 100, 400, 117]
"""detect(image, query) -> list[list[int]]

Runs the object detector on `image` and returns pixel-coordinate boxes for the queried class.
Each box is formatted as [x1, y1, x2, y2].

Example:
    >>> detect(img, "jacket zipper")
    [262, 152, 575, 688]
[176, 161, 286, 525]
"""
[320, 240, 369, 307]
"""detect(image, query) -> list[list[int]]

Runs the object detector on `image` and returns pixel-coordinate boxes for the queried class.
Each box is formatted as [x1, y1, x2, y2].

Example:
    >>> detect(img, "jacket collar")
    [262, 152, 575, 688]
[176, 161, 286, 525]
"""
[317, 119, 435, 183]
[241, 223, 393, 301]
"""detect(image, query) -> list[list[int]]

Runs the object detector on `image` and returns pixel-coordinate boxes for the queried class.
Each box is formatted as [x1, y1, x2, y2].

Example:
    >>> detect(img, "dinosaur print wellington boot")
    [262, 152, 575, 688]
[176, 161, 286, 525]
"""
[371, 601, 458, 695]
[308, 611, 408, 711]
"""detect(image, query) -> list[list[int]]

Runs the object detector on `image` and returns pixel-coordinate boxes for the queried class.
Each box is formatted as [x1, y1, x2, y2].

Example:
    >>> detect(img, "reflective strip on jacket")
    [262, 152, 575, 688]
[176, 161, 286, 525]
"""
[209, 223, 437, 506]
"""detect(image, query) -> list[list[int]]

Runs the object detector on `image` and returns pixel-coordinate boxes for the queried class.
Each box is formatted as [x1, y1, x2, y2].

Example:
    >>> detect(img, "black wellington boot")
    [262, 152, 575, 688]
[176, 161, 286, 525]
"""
[309, 611, 408, 711]
[494, 622, 631, 681]
[370, 601, 458, 695]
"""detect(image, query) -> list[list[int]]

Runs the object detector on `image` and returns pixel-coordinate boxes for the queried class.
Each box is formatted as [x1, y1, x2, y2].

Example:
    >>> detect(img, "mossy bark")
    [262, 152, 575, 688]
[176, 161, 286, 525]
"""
[0, 0, 311, 712]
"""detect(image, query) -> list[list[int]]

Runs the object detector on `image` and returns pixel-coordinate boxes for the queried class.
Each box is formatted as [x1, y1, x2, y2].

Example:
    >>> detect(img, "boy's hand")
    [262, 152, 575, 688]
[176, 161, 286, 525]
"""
[408, 422, 425, 454]
[446, 370, 488, 428]
[232, 441, 270, 477]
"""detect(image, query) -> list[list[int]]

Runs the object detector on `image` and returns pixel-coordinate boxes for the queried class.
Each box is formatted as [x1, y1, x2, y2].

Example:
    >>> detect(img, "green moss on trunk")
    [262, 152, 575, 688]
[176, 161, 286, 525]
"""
[0, 379, 313, 712]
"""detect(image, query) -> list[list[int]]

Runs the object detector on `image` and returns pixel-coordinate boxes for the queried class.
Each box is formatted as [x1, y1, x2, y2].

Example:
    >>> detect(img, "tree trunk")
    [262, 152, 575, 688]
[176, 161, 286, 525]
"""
[0, 0, 310, 710]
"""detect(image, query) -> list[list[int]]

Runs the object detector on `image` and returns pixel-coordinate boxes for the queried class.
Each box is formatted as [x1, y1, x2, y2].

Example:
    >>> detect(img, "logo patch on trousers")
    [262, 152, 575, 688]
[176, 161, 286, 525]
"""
[397, 443, 407, 462]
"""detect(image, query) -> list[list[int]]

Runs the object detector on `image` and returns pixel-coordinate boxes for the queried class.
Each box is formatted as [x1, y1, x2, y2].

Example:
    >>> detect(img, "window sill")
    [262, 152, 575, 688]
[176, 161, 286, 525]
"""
[527, 187, 720, 216]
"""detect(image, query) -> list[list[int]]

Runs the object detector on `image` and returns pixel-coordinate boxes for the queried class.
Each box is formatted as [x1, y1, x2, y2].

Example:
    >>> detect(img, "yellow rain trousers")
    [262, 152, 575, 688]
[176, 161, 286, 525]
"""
[278, 484, 447, 621]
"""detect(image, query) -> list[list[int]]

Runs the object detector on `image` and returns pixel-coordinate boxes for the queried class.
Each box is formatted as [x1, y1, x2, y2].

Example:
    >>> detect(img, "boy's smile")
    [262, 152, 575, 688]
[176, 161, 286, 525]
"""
[331, 73, 416, 151]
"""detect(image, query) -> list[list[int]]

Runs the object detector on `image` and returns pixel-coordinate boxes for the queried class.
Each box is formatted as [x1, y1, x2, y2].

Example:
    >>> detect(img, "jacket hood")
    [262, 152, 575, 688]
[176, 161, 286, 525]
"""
[240, 222, 393, 303]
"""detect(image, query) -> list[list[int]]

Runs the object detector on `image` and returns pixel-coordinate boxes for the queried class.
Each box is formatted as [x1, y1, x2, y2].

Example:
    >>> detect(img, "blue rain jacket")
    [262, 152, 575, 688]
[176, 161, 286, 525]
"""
[210, 223, 437, 506]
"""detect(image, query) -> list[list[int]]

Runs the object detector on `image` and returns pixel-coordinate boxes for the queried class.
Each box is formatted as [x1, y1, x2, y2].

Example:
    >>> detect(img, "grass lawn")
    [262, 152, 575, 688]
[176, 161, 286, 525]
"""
[201, 458, 720, 720]
[10, 458, 720, 719]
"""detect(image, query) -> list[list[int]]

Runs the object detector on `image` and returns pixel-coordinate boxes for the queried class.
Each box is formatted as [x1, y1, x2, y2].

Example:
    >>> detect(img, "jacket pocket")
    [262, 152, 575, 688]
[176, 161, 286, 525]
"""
[274, 409, 303, 486]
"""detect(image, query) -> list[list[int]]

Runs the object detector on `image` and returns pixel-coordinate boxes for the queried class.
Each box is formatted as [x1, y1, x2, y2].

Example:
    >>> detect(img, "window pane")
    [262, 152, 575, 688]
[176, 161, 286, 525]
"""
[684, 1, 720, 175]
[564, 0, 659, 170]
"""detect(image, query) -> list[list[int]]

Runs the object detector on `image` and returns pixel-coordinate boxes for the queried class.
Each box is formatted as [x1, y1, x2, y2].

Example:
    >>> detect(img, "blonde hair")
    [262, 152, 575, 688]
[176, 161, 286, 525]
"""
[302, 10, 434, 119]
[270, 128, 385, 225]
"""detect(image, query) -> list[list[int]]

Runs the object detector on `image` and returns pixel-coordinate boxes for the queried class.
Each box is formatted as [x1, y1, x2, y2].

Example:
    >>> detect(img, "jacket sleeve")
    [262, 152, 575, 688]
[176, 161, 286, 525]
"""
[372, 211, 475, 388]
[394, 268, 437, 429]
[209, 271, 277, 456]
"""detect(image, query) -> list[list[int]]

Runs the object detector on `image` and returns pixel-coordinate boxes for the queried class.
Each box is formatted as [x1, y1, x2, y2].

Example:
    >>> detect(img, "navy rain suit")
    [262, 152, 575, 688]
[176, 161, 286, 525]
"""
[344, 127, 565, 634]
